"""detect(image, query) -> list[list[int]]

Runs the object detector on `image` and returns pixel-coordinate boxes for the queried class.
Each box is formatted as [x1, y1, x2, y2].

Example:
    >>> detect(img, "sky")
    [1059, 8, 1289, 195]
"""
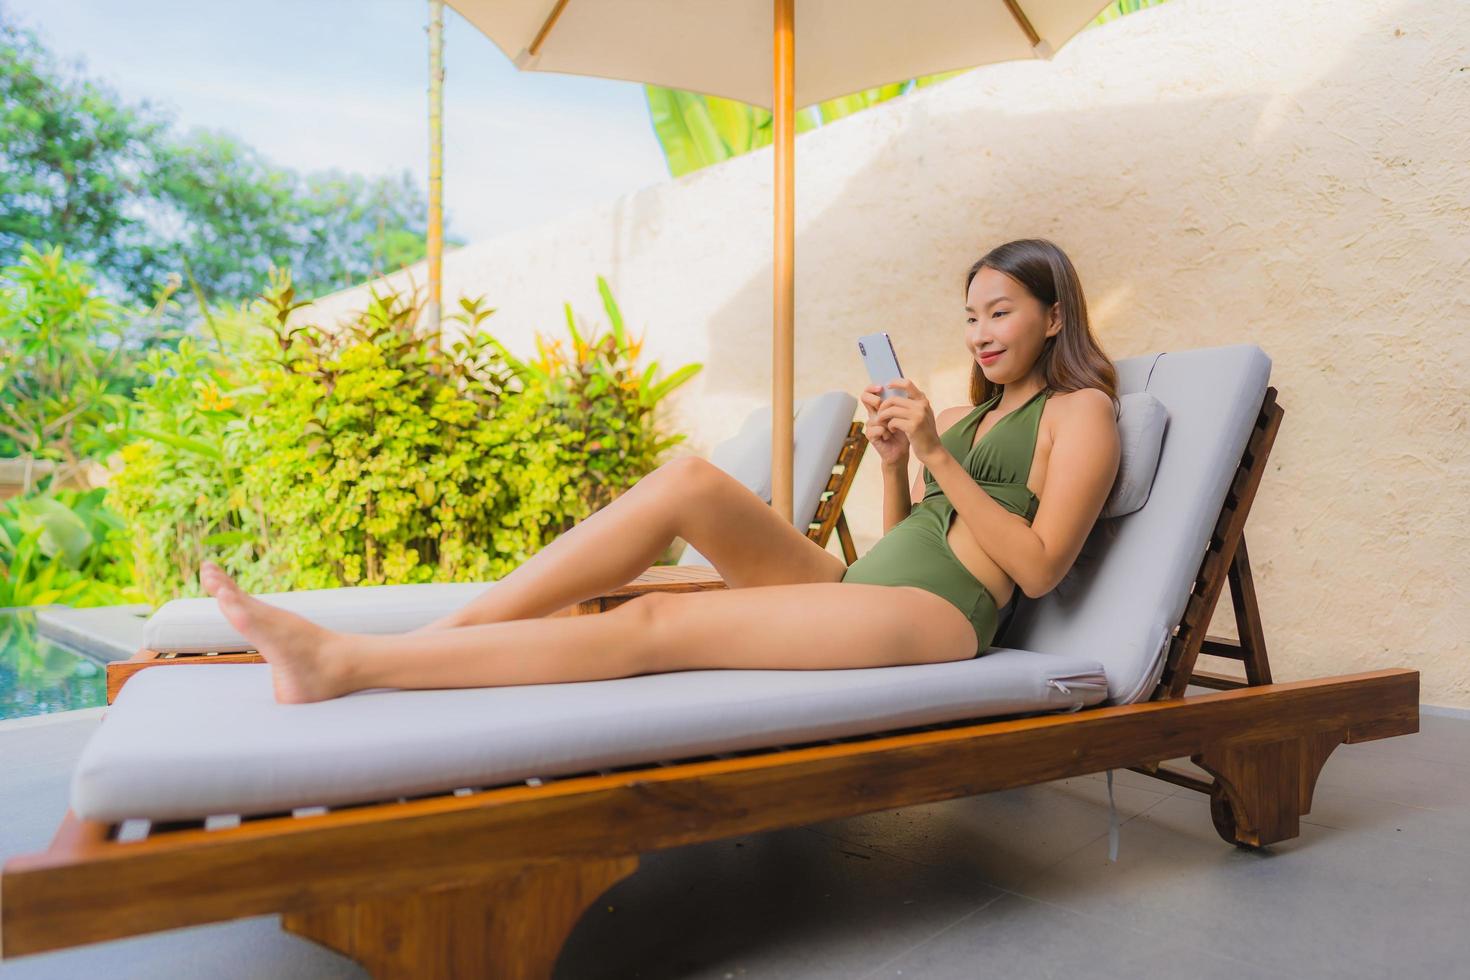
[8, 0, 675, 247]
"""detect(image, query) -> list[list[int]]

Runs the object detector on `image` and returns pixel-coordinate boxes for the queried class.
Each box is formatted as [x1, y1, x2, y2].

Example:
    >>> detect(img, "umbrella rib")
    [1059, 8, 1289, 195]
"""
[1001, 0, 1042, 48]
[530, 0, 572, 57]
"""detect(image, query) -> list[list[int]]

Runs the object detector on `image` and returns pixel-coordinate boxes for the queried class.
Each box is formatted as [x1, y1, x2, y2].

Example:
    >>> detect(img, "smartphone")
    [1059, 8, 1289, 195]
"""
[857, 332, 906, 402]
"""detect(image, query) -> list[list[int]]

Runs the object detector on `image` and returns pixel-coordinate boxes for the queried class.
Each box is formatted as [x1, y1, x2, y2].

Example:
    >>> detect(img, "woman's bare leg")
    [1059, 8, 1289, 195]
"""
[421, 456, 846, 630]
[199, 561, 976, 705]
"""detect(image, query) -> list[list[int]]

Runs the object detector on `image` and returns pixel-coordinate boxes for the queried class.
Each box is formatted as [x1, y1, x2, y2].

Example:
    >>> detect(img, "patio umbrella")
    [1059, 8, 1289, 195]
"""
[446, 0, 1114, 521]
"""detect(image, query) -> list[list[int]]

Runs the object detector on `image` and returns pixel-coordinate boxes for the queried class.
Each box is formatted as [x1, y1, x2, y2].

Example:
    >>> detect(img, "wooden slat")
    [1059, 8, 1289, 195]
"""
[1187, 670, 1250, 691]
[1125, 763, 1214, 795]
[1229, 533, 1272, 686]
[835, 511, 857, 565]
[806, 421, 867, 559]
[1199, 635, 1247, 660]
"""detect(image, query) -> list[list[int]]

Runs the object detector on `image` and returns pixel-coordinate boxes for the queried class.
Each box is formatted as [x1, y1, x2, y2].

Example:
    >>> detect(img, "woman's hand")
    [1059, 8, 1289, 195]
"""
[872, 379, 943, 464]
[859, 383, 910, 468]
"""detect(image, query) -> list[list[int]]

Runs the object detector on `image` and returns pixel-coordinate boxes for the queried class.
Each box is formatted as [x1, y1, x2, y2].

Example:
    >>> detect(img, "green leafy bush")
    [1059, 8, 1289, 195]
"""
[494, 276, 701, 520]
[0, 487, 143, 608]
[107, 315, 266, 600]
[0, 244, 166, 483]
[113, 272, 702, 603]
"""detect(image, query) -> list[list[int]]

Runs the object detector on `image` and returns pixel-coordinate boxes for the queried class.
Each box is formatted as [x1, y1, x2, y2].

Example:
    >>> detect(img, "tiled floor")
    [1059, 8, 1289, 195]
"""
[1, 704, 1465, 979]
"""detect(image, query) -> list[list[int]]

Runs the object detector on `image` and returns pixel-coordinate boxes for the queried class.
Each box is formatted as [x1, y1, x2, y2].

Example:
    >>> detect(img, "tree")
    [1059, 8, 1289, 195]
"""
[0, 14, 167, 299]
[0, 8, 452, 308]
[150, 132, 441, 303]
[0, 244, 157, 473]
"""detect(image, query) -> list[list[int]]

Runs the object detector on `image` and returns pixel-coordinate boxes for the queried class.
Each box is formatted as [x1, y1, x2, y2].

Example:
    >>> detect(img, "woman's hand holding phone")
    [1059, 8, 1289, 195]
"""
[860, 383, 910, 468]
[870, 378, 943, 464]
[857, 333, 940, 468]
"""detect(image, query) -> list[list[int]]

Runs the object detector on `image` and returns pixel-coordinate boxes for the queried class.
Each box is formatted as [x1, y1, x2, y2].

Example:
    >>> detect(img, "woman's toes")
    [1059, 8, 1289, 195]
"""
[200, 564, 228, 596]
[195, 562, 350, 704]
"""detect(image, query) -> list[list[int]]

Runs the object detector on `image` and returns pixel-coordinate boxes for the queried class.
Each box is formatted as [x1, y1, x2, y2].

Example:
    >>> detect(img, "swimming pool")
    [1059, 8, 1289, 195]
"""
[0, 610, 107, 721]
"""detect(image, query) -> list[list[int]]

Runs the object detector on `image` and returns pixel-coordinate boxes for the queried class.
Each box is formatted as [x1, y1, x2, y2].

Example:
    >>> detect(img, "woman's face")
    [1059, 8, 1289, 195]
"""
[964, 266, 1061, 386]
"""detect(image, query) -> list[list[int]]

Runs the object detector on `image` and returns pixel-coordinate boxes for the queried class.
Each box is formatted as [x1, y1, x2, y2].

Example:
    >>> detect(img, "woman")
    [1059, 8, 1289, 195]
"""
[200, 238, 1121, 705]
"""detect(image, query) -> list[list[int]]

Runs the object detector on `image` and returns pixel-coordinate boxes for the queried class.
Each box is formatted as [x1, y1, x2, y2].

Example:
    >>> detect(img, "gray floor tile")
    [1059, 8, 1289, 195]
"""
[0, 716, 101, 856]
[1344, 713, 1470, 770]
[800, 776, 1175, 892]
[1311, 740, 1470, 810]
[863, 890, 1278, 980]
[1300, 785, 1470, 859]
[0, 918, 363, 979]
[1016, 791, 1470, 979]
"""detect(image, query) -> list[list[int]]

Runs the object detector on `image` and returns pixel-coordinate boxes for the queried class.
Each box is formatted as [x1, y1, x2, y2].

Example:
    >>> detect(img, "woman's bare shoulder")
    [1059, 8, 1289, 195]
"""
[1048, 387, 1115, 420]
[1040, 388, 1115, 447]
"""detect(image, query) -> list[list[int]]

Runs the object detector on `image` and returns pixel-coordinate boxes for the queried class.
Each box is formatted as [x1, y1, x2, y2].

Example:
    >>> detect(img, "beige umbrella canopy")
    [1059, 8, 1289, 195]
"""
[447, 0, 1113, 521]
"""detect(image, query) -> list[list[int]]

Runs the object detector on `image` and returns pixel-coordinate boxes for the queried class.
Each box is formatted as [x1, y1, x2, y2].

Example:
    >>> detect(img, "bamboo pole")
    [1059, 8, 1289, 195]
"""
[772, 0, 795, 522]
[426, 0, 445, 335]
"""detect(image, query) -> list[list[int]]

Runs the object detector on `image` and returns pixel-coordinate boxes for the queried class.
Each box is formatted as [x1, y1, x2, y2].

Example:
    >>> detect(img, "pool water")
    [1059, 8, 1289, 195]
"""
[0, 610, 107, 721]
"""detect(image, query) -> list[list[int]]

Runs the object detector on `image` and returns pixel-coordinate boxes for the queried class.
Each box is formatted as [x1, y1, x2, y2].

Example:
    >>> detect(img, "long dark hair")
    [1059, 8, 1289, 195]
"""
[964, 239, 1117, 410]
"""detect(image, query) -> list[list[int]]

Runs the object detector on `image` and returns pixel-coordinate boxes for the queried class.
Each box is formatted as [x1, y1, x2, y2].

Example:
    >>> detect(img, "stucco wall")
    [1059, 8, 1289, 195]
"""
[306, 0, 1470, 707]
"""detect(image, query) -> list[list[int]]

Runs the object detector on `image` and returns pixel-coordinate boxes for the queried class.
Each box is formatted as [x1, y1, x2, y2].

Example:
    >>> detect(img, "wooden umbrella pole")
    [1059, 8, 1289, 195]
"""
[426, 0, 445, 335]
[772, 0, 796, 522]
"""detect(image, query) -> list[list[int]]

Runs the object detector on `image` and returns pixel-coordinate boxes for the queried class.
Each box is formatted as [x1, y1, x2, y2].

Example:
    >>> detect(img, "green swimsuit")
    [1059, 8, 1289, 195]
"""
[840, 386, 1050, 656]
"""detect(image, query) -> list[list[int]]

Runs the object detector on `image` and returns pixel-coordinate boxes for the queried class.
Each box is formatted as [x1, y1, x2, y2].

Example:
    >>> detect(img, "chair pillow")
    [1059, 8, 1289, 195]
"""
[1100, 391, 1168, 519]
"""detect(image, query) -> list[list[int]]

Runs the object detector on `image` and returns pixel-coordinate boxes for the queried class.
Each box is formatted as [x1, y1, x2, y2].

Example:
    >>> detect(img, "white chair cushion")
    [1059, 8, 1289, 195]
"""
[71, 652, 1107, 822]
[1101, 391, 1169, 519]
[144, 581, 498, 653]
[1006, 344, 1271, 706]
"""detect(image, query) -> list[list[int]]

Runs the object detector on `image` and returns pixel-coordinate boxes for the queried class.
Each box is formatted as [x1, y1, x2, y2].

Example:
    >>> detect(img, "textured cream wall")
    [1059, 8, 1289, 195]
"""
[306, 0, 1470, 707]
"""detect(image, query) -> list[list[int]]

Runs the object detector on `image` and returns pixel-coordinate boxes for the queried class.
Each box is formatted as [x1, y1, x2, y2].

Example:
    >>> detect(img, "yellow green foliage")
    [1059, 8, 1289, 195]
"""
[112, 271, 701, 603]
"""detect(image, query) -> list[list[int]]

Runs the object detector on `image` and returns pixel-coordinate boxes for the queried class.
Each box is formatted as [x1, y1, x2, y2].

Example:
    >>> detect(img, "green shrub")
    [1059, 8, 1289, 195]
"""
[0, 487, 144, 608]
[492, 276, 701, 522]
[107, 316, 266, 600]
[0, 243, 169, 484]
[113, 271, 702, 603]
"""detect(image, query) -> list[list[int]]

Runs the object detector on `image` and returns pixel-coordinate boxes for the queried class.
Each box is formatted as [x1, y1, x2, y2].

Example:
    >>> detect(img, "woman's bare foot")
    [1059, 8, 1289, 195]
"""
[199, 561, 353, 704]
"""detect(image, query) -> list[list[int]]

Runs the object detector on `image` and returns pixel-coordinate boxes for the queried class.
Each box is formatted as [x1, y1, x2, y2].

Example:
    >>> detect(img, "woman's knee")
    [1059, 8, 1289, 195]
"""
[608, 591, 676, 672]
[666, 455, 726, 491]
[642, 456, 717, 501]
[640, 457, 732, 526]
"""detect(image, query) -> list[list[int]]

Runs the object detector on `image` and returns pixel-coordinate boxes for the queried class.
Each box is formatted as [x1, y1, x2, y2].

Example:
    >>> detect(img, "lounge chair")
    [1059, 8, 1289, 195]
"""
[0, 344, 1419, 980]
[99, 390, 867, 699]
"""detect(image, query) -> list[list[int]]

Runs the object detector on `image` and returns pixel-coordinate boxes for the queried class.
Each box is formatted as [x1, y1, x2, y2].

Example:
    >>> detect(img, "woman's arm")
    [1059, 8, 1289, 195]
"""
[880, 459, 913, 533]
[920, 389, 1119, 598]
[880, 405, 968, 533]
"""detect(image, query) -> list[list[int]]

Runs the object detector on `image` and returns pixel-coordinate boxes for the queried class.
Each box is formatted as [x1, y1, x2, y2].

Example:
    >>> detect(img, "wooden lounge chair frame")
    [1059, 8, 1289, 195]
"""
[1, 389, 1421, 979]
